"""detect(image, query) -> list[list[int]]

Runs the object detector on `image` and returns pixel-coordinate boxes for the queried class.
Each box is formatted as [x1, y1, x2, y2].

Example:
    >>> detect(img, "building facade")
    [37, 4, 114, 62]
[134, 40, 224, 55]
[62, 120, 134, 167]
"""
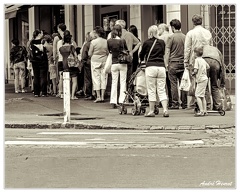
[4, 4, 235, 93]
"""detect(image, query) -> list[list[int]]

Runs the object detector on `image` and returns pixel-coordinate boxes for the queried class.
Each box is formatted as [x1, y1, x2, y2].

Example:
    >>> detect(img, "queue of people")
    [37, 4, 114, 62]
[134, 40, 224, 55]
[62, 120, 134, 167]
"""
[9, 15, 226, 118]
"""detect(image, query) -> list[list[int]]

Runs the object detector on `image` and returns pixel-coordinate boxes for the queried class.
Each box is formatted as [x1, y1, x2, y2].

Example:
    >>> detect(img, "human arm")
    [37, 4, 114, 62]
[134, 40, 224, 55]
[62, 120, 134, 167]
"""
[52, 36, 59, 61]
[139, 41, 147, 62]
[184, 32, 192, 68]
[88, 42, 94, 58]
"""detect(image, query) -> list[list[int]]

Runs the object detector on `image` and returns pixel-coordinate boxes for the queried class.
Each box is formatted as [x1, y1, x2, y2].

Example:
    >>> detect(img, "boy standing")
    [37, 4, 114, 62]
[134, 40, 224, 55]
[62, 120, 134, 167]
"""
[192, 46, 210, 116]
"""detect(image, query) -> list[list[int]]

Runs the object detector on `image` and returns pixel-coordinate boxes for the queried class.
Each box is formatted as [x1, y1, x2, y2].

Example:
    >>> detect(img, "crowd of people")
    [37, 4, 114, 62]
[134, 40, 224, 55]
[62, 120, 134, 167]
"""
[9, 14, 226, 117]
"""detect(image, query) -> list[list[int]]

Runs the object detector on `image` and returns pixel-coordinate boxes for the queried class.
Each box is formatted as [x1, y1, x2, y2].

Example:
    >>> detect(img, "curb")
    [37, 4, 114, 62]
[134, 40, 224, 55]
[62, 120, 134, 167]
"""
[5, 122, 235, 130]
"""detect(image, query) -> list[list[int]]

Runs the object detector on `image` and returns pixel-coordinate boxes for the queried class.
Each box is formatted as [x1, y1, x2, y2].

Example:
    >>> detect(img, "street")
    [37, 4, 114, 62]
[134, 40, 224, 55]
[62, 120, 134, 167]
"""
[5, 129, 235, 188]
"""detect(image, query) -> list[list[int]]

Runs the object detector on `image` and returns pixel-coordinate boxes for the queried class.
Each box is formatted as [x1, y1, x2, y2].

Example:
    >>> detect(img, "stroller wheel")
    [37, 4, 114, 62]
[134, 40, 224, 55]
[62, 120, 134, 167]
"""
[132, 108, 137, 116]
[142, 108, 146, 114]
[118, 106, 123, 115]
[154, 106, 159, 115]
[219, 110, 225, 116]
[123, 107, 127, 114]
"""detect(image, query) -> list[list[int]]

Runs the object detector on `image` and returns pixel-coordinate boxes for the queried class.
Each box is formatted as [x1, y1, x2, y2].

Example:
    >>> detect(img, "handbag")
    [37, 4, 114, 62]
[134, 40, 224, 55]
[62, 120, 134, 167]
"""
[140, 39, 157, 66]
[67, 45, 77, 67]
[104, 53, 112, 74]
[118, 40, 133, 64]
[179, 68, 191, 91]
[188, 76, 196, 96]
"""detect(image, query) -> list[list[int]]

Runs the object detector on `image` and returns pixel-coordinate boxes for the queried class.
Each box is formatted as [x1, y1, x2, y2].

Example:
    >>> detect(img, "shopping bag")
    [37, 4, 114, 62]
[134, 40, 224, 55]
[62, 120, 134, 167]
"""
[188, 76, 196, 96]
[179, 68, 191, 91]
[104, 53, 112, 74]
[219, 87, 232, 111]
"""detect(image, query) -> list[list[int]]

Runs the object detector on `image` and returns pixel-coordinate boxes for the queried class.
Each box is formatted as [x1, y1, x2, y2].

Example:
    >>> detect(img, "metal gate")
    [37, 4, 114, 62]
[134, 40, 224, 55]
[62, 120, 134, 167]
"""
[201, 5, 235, 94]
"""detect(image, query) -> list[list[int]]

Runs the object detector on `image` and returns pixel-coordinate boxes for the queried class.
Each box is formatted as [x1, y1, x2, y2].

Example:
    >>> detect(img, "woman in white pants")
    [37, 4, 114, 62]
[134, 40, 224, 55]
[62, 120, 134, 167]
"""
[140, 25, 169, 117]
[107, 24, 128, 108]
[88, 26, 109, 103]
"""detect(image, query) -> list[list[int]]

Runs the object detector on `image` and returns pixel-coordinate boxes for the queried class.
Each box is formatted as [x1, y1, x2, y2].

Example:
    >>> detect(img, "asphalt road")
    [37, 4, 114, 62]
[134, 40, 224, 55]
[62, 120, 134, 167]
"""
[4, 129, 235, 188]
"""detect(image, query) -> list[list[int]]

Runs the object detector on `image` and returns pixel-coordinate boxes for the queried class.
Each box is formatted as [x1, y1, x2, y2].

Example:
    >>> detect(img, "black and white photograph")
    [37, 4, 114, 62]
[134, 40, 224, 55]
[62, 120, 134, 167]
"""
[2, 1, 238, 191]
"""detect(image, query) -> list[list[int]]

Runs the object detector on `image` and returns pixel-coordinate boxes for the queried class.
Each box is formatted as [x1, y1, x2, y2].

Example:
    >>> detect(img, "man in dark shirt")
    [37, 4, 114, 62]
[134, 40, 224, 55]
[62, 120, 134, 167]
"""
[165, 19, 188, 109]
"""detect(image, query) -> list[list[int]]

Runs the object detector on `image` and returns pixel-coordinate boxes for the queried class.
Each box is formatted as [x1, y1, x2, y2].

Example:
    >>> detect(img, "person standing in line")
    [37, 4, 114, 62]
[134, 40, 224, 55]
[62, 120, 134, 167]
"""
[140, 25, 169, 118]
[128, 25, 141, 73]
[81, 31, 96, 100]
[88, 26, 109, 103]
[107, 24, 128, 108]
[184, 14, 213, 109]
[158, 23, 172, 108]
[56, 24, 77, 98]
[53, 23, 66, 98]
[10, 39, 28, 93]
[115, 20, 141, 84]
[192, 46, 210, 116]
[202, 45, 226, 111]
[59, 30, 79, 100]
[43, 34, 57, 96]
[165, 19, 188, 109]
[29, 29, 48, 97]
[107, 18, 117, 40]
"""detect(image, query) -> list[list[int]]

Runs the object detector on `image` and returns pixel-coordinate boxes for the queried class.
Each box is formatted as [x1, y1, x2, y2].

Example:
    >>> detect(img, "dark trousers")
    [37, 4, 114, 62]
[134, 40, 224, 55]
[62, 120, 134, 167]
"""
[77, 68, 84, 91]
[32, 62, 48, 95]
[203, 58, 222, 110]
[126, 63, 133, 85]
[168, 62, 187, 108]
[166, 72, 172, 107]
[83, 66, 93, 96]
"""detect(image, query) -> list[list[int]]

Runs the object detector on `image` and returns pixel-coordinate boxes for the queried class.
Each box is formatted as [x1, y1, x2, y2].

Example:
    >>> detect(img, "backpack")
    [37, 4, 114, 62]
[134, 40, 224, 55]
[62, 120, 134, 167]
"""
[29, 42, 46, 62]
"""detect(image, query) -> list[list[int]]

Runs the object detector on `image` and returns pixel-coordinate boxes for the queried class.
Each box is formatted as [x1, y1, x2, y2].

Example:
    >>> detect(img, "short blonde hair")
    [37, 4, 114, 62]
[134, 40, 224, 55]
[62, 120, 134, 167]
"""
[158, 23, 169, 32]
[89, 31, 97, 40]
[115, 20, 126, 29]
[148, 25, 158, 39]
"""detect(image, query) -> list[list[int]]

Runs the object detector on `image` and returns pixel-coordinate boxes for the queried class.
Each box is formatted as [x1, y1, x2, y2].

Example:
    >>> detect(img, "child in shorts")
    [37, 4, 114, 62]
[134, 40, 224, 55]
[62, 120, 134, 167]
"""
[49, 56, 57, 96]
[192, 46, 210, 116]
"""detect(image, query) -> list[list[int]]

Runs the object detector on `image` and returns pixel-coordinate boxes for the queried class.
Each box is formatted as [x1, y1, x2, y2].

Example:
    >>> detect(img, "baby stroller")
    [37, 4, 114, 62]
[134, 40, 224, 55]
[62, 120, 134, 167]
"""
[118, 65, 159, 116]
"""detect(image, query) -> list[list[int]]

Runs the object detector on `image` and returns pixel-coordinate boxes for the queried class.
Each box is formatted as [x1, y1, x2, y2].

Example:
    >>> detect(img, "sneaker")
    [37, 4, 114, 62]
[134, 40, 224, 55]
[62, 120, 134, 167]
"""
[21, 89, 26, 93]
[168, 106, 179, 110]
[144, 112, 155, 117]
[15, 91, 19, 94]
[94, 98, 102, 103]
[60, 94, 64, 99]
[195, 112, 204, 117]
[163, 111, 169, 117]
[204, 112, 208, 116]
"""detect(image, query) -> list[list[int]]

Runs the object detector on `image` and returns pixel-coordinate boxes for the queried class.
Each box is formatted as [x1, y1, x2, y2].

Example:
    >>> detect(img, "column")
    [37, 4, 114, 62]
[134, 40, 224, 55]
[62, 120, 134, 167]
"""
[166, 5, 181, 33]
[28, 6, 35, 39]
[64, 5, 75, 40]
[76, 5, 84, 47]
[130, 5, 142, 40]
[5, 19, 11, 83]
[84, 5, 94, 35]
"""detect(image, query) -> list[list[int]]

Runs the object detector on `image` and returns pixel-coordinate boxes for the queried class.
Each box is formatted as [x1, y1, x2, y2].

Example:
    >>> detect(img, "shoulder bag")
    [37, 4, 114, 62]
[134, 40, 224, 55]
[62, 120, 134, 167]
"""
[140, 39, 157, 66]
[118, 39, 133, 64]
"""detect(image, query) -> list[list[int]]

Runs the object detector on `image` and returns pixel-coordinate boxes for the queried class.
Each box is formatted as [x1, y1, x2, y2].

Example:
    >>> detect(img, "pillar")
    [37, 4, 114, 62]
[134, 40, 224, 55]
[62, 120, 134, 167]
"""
[130, 5, 142, 40]
[84, 5, 94, 36]
[64, 5, 75, 40]
[28, 6, 35, 39]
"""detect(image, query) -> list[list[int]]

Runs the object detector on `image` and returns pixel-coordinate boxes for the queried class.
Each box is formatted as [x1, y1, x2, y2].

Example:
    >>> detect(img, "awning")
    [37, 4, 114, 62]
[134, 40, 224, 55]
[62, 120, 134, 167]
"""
[5, 4, 24, 19]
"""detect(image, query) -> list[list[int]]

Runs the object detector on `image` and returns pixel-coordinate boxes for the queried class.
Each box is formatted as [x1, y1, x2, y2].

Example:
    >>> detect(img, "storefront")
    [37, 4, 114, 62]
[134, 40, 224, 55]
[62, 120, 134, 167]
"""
[5, 4, 236, 93]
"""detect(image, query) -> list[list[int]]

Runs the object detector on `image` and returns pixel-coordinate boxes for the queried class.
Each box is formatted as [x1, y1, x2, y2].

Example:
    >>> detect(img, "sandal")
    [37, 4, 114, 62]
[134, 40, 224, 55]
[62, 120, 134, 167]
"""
[94, 98, 102, 103]
[71, 96, 78, 100]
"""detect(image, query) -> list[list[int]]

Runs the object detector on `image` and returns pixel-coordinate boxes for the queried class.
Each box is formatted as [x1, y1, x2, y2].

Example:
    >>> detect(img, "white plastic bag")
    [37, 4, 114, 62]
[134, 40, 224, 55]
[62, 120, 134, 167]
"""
[179, 68, 191, 92]
[134, 69, 147, 96]
[103, 53, 112, 74]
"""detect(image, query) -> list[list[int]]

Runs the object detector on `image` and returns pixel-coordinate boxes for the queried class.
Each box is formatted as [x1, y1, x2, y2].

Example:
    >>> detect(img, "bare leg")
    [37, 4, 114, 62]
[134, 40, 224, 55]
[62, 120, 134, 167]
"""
[71, 77, 78, 98]
[101, 89, 105, 101]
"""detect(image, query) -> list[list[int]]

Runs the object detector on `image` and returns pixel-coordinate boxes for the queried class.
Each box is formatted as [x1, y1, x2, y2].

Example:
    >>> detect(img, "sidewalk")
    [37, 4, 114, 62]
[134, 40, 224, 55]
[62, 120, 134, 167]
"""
[5, 84, 235, 130]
